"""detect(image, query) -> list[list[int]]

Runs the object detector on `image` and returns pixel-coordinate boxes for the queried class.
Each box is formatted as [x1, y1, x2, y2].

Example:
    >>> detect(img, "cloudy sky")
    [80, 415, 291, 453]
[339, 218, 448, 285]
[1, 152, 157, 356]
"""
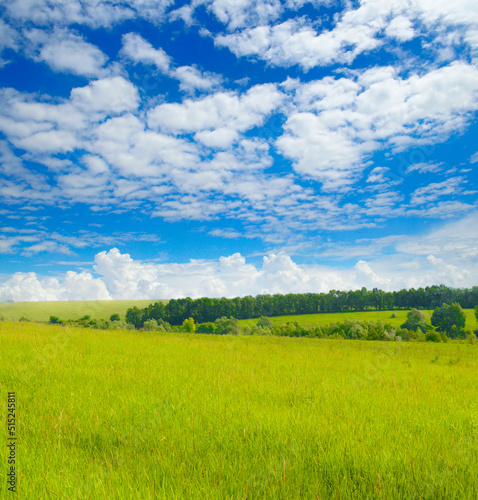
[0, 0, 477, 301]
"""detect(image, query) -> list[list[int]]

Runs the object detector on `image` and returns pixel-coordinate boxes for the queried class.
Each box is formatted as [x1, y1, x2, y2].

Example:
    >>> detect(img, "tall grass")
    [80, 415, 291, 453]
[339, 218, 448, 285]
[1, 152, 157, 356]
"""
[1, 322, 477, 498]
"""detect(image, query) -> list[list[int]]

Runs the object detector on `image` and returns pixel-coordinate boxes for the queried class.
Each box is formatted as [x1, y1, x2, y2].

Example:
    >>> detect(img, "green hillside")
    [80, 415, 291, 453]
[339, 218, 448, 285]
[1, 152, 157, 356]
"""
[0, 300, 166, 322]
[239, 309, 478, 331]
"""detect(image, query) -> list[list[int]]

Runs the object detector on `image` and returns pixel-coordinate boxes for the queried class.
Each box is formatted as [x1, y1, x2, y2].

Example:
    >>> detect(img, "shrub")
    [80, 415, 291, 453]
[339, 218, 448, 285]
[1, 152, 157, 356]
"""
[401, 308, 427, 332]
[49, 316, 60, 324]
[197, 322, 217, 334]
[110, 313, 121, 322]
[182, 317, 196, 333]
[256, 316, 273, 329]
[108, 320, 135, 331]
[143, 319, 159, 331]
[425, 330, 442, 342]
[214, 317, 240, 335]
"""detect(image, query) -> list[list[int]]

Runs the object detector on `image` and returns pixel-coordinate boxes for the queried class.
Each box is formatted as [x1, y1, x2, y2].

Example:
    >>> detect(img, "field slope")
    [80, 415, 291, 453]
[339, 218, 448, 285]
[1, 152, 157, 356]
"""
[1, 322, 477, 499]
[0, 300, 164, 322]
[239, 309, 478, 331]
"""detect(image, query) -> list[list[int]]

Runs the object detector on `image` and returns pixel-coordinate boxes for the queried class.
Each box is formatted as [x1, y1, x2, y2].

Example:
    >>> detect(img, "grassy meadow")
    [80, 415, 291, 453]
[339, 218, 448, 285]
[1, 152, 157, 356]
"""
[0, 300, 162, 322]
[1, 321, 477, 499]
[239, 309, 478, 331]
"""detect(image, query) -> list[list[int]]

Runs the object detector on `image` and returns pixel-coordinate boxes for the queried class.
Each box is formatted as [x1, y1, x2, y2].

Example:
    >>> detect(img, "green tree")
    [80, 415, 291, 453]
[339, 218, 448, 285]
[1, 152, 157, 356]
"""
[214, 317, 240, 335]
[431, 303, 466, 338]
[110, 313, 120, 322]
[182, 317, 196, 333]
[49, 315, 60, 324]
[125, 307, 144, 329]
[401, 308, 427, 332]
[256, 316, 273, 329]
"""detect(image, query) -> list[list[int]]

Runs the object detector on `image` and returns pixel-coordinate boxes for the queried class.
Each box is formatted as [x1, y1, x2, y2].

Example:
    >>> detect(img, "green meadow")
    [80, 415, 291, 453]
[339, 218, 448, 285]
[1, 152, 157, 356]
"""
[239, 309, 478, 331]
[0, 300, 162, 322]
[1, 322, 477, 499]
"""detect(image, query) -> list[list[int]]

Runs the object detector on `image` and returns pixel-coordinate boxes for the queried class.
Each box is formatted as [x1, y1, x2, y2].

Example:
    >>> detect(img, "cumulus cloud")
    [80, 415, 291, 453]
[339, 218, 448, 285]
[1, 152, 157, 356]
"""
[214, 0, 478, 69]
[173, 65, 222, 93]
[277, 62, 478, 190]
[148, 83, 284, 134]
[2, 212, 478, 302]
[27, 29, 109, 77]
[120, 33, 171, 73]
[3, 0, 174, 29]
[70, 76, 140, 114]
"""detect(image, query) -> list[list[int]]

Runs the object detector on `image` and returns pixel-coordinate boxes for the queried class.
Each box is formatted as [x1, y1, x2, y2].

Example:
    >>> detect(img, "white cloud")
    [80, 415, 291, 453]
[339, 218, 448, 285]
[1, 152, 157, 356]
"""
[385, 15, 415, 41]
[4, 0, 174, 29]
[406, 162, 443, 174]
[0, 19, 19, 65]
[28, 29, 109, 77]
[194, 128, 239, 148]
[277, 62, 478, 190]
[410, 177, 470, 205]
[174, 65, 222, 93]
[0, 271, 111, 301]
[216, 16, 381, 70]
[213, 0, 478, 69]
[70, 76, 140, 114]
[148, 83, 284, 133]
[120, 33, 170, 73]
[2, 214, 478, 301]
[204, 0, 283, 30]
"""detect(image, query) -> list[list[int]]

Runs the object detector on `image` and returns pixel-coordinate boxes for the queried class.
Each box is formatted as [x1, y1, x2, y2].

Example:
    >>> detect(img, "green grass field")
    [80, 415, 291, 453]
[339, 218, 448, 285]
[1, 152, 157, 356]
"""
[1, 322, 477, 498]
[239, 309, 478, 331]
[0, 300, 164, 322]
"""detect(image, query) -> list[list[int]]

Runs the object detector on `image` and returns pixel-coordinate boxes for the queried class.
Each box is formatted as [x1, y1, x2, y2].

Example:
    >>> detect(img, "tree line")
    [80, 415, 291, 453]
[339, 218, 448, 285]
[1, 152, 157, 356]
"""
[125, 285, 478, 328]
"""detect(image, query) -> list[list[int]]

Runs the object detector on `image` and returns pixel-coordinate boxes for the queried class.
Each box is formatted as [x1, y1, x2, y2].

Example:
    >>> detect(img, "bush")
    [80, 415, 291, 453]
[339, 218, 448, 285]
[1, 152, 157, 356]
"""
[256, 316, 273, 329]
[425, 330, 442, 342]
[110, 313, 121, 322]
[401, 308, 427, 333]
[108, 320, 135, 331]
[93, 319, 108, 330]
[214, 317, 240, 335]
[182, 317, 196, 333]
[197, 322, 217, 334]
[49, 315, 60, 324]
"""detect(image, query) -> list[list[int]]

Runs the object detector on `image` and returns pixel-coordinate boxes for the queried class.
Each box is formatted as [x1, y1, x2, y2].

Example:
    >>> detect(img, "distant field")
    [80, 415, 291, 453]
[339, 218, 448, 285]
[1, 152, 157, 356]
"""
[0, 300, 166, 322]
[1, 300, 476, 331]
[1, 322, 477, 498]
[239, 309, 478, 331]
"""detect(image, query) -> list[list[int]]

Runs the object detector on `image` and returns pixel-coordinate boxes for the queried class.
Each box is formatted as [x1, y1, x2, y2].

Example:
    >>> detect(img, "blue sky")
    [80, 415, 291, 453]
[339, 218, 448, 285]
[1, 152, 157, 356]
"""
[0, 0, 477, 300]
